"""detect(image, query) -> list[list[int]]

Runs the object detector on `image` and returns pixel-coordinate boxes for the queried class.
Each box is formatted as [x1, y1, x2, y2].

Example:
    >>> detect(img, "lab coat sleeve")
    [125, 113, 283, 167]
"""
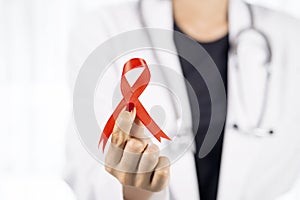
[63, 10, 124, 200]
[63, 9, 171, 200]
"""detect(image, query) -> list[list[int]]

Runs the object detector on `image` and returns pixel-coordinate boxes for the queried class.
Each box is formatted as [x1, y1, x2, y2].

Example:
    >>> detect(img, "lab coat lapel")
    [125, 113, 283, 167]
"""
[227, 0, 268, 128]
[140, 0, 199, 200]
[218, 0, 269, 199]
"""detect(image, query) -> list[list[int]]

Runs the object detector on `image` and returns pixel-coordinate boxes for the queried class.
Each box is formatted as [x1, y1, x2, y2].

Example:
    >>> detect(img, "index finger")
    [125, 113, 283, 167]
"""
[111, 107, 136, 148]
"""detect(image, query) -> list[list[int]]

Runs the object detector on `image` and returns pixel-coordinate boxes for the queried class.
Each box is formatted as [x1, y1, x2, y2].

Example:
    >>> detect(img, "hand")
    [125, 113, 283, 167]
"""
[105, 107, 170, 198]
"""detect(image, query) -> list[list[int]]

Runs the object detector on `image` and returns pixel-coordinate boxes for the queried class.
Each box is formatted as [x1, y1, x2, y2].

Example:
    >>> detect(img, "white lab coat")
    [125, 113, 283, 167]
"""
[64, 0, 300, 199]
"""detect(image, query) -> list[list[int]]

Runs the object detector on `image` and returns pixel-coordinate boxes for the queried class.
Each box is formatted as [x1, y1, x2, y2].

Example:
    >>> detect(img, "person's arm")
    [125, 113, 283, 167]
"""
[122, 186, 155, 200]
[64, 10, 125, 199]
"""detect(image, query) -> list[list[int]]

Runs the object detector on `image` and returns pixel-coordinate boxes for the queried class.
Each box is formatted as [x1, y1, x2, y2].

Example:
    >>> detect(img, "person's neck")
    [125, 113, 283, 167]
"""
[173, 0, 229, 42]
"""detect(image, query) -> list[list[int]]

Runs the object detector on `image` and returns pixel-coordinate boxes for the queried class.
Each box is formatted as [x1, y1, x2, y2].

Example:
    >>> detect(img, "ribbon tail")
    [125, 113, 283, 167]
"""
[98, 100, 126, 152]
[151, 129, 171, 142]
[98, 114, 115, 152]
[135, 101, 171, 142]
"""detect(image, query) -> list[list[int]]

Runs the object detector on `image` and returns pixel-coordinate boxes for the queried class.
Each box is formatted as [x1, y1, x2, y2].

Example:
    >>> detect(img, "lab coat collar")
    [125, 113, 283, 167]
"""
[228, 0, 253, 40]
[139, 0, 173, 30]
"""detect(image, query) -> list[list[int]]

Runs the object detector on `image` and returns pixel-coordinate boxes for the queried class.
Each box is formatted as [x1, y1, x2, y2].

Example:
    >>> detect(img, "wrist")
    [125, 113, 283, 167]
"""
[123, 185, 153, 200]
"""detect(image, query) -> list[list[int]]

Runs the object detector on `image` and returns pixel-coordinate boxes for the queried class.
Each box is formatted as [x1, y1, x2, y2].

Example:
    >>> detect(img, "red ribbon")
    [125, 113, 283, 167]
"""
[98, 58, 171, 151]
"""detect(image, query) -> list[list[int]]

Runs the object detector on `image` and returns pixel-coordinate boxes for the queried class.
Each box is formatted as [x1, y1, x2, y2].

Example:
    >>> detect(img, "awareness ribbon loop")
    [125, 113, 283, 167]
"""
[98, 58, 171, 151]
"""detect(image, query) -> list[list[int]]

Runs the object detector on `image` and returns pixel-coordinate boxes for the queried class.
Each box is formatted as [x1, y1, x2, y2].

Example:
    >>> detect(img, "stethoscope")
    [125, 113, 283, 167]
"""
[230, 2, 274, 137]
[138, 0, 274, 137]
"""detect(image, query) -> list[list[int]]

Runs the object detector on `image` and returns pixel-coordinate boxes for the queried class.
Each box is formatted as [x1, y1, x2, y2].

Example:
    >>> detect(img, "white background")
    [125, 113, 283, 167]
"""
[0, 0, 299, 199]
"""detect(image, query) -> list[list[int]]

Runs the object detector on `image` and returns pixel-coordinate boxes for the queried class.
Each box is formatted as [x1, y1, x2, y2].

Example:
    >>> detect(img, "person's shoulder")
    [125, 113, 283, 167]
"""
[252, 3, 300, 56]
[76, 0, 141, 36]
[99, 0, 139, 18]
[67, 1, 141, 85]
[253, 4, 300, 37]
[69, 0, 141, 44]
[252, 4, 300, 68]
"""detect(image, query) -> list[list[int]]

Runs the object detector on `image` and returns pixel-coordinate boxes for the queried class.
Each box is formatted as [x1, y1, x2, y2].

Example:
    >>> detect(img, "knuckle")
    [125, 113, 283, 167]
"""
[126, 139, 144, 152]
[146, 153, 158, 164]
[105, 165, 113, 174]
[156, 169, 170, 179]
[111, 131, 119, 144]
[117, 172, 132, 186]
[151, 172, 170, 192]
[134, 172, 151, 189]
[105, 167, 132, 186]
[133, 176, 144, 188]
[154, 156, 170, 171]
[105, 157, 115, 169]
[148, 144, 159, 152]
[160, 156, 170, 167]
[160, 156, 170, 164]
[150, 187, 161, 192]
[111, 131, 128, 147]
[118, 174, 127, 185]
[111, 132, 121, 145]
[153, 181, 169, 192]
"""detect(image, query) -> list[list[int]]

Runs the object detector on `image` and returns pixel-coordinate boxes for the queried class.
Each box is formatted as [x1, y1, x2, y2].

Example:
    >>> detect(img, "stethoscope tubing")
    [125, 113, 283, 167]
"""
[138, 0, 274, 136]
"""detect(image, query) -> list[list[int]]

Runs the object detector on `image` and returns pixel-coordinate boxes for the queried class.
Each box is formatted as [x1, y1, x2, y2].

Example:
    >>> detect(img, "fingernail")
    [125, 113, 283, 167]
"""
[126, 102, 134, 112]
